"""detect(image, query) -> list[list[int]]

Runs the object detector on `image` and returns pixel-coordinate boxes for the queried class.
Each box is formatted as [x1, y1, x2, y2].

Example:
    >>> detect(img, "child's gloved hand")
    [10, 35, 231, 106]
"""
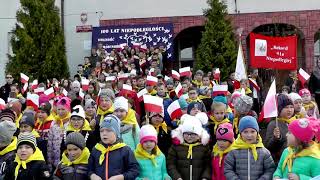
[273, 127, 281, 139]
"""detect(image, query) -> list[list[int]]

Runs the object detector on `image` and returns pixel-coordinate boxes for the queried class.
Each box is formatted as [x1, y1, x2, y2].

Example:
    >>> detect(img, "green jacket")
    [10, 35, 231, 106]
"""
[273, 147, 320, 180]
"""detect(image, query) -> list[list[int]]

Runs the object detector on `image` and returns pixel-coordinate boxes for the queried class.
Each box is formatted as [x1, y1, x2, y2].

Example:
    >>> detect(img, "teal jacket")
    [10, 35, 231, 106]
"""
[121, 124, 140, 151]
[135, 152, 171, 180]
[273, 147, 320, 180]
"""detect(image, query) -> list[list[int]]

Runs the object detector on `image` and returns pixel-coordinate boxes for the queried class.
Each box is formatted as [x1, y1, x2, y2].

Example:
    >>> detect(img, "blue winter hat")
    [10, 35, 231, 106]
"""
[178, 98, 188, 110]
[100, 114, 121, 138]
[239, 116, 259, 133]
[213, 96, 227, 105]
[187, 102, 203, 114]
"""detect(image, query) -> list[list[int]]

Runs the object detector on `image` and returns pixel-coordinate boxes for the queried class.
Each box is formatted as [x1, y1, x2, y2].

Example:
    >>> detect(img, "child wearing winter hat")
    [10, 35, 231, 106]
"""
[62, 105, 96, 151]
[233, 95, 256, 134]
[167, 114, 211, 180]
[211, 123, 234, 180]
[54, 132, 90, 180]
[299, 88, 320, 118]
[274, 118, 320, 179]
[208, 101, 231, 147]
[95, 88, 114, 124]
[135, 125, 171, 180]
[149, 111, 172, 156]
[19, 111, 39, 138]
[265, 93, 295, 164]
[48, 97, 72, 170]
[224, 116, 276, 180]
[0, 121, 17, 179]
[4, 132, 50, 180]
[288, 92, 306, 119]
[84, 98, 97, 128]
[187, 101, 206, 116]
[88, 114, 139, 180]
[113, 96, 140, 151]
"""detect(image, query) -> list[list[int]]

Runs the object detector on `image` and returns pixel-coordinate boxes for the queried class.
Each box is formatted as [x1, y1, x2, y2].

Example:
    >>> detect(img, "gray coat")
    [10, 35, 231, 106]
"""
[224, 147, 276, 180]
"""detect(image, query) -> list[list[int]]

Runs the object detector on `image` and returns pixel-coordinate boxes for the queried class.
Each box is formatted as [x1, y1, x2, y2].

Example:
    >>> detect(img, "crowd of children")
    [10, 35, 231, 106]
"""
[0, 44, 320, 180]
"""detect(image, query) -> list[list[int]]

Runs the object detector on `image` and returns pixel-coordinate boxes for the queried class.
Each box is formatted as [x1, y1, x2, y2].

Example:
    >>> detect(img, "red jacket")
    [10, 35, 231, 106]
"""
[211, 154, 227, 180]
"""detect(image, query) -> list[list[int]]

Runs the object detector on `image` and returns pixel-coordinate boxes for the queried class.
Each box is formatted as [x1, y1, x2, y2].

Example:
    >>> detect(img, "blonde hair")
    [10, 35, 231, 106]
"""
[211, 101, 227, 112]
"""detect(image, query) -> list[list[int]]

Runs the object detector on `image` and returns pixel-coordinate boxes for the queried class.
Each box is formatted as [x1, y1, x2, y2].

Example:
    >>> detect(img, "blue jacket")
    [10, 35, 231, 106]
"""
[88, 144, 140, 180]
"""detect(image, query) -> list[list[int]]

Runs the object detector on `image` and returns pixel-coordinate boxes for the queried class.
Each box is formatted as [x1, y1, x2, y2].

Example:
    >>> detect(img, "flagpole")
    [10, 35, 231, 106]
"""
[146, 112, 150, 125]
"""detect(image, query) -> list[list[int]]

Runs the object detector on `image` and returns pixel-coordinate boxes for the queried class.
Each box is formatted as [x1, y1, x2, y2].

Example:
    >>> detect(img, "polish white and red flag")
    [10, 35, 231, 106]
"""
[298, 68, 310, 85]
[137, 88, 148, 102]
[212, 85, 228, 96]
[20, 73, 29, 84]
[62, 88, 68, 97]
[213, 68, 221, 80]
[171, 70, 180, 80]
[34, 87, 45, 94]
[21, 83, 28, 94]
[167, 100, 183, 120]
[143, 95, 164, 113]
[79, 88, 85, 100]
[259, 80, 277, 122]
[122, 84, 135, 95]
[118, 73, 129, 81]
[179, 67, 192, 77]
[249, 78, 260, 91]
[26, 93, 39, 110]
[175, 83, 183, 98]
[44, 87, 55, 99]
[105, 76, 116, 82]
[81, 78, 90, 91]
[31, 80, 38, 90]
[132, 42, 141, 48]
[148, 68, 155, 76]
[0, 98, 5, 110]
[146, 76, 158, 86]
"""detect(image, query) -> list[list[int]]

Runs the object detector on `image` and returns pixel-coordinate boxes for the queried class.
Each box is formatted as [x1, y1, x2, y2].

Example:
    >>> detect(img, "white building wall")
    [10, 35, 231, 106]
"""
[1, 0, 320, 83]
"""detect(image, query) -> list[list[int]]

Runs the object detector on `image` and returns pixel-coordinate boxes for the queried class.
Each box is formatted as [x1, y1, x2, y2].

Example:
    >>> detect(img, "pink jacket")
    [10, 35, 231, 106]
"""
[211, 154, 227, 180]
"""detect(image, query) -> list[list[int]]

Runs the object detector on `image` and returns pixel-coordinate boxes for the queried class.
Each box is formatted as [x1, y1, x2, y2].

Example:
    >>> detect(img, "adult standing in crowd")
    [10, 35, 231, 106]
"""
[0, 74, 14, 103]
[309, 57, 320, 108]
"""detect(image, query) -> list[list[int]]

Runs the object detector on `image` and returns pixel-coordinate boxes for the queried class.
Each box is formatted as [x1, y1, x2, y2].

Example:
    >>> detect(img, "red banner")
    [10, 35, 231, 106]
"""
[250, 33, 297, 70]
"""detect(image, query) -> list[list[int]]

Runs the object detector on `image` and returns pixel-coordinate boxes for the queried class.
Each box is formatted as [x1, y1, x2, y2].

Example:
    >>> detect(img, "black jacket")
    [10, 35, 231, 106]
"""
[0, 83, 11, 103]
[5, 160, 51, 180]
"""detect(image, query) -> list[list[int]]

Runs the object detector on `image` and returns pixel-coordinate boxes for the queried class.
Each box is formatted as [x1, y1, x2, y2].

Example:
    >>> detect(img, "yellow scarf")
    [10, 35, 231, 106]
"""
[233, 117, 239, 134]
[153, 122, 168, 134]
[148, 89, 157, 96]
[15, 114, 22, 128]
[134, 144, 161, 166]
[303, 101, 315, 111]
[0, 137, 17, 156]
[183, 143, 201, 159]
[97, 106, 114, 123]
[230, 135, 264, 161]
[198, 95, 210, 100]
[95, 143, 126, 165]
[35, 114, 55, 129]
[14, 147, 45, 179]
[294, 112, 305, 119]
[31, 130, 40, 138]
[192, 80, 203, 88]
[212, 143, 234, 167]
[61, 147, 90, 166]
[122, 109, 138, 125]
[277, 116, 296, 124]
[282, 142, 320, 172]
[209, 116, 230, 134]
[245, 88, 252, 95]
[187, 97, 202, 103]
[56, 112, 71, 128]
[66, 120, 92, 132]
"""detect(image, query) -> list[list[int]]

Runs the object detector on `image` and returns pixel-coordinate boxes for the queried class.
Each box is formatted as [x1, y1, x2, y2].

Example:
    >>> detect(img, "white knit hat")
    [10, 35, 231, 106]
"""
[71, 105, 86, 119]
[289, 92, 302, 103]
[140, 124, 158, 144]
[113, 96, 129, 112]
[181, 114, 203, 136]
